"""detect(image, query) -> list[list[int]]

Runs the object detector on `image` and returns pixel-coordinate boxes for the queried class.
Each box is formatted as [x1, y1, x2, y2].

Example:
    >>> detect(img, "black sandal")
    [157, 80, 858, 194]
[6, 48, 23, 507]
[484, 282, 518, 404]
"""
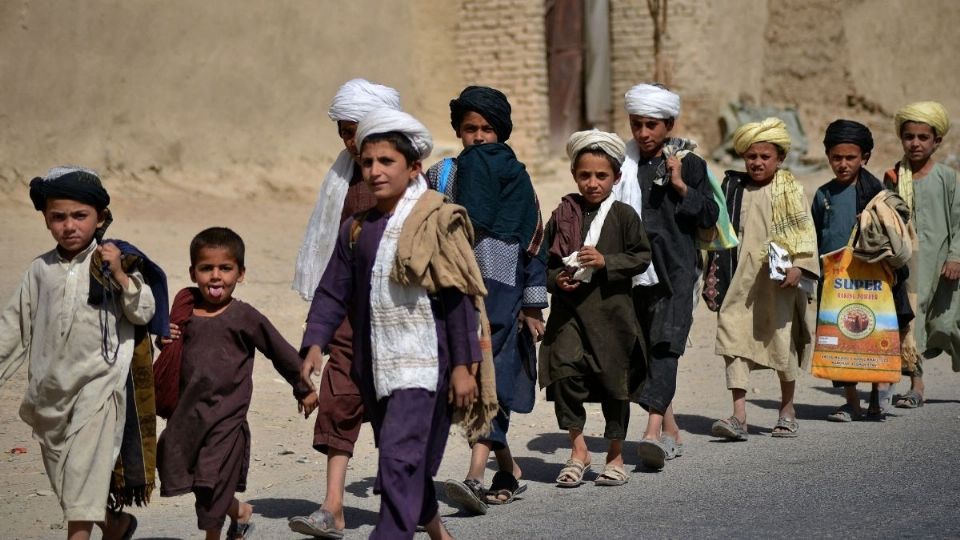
[226, 520, 255, 539]
[485, 470, 526, 505]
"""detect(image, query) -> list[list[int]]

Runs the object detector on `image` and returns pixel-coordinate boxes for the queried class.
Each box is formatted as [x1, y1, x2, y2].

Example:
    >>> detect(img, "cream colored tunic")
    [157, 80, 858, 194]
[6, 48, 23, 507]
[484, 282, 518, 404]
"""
[0, 241, 155, 519]
[715, 181, 819, 371]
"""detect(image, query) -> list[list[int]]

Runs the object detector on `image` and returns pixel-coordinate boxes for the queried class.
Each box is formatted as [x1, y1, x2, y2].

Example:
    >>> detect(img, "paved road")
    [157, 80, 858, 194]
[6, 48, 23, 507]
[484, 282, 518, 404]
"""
[131, 357, 960, 539]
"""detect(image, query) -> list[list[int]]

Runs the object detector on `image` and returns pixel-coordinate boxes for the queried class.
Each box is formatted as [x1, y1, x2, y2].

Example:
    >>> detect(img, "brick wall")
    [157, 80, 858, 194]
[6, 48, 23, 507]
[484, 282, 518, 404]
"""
[455, 0, 552, 176]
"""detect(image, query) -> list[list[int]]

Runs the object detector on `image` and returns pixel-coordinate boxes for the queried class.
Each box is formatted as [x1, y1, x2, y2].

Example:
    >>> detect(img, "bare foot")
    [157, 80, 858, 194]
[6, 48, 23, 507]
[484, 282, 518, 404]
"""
[320, 504, 346, 531]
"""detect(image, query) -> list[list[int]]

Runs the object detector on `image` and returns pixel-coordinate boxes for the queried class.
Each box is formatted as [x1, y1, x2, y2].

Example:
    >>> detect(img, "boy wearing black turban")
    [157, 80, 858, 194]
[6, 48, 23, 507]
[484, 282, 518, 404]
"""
[429, 86, 547, 514]
[811, 120, 894, 422]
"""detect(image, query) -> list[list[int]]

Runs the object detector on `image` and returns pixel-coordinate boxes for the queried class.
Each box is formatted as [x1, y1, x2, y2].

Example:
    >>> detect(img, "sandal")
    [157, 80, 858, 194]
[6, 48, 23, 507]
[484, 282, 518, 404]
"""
[555, 458, 590, 488]
[485, 470, 527, 505]
[636, 438, 668, 470]
[894, 389, 924, 409]
[443, 478, 488, 515]
[827, 404, 863, 423]
[114, 512, 137, 540]
[226, 520, 255, 539]
[594, 464, 629, 486]
[711, 416, 748, 441]
[771, 416, 799, 438]
[661, 435, 683, 460]
[288, 508, 345, 539]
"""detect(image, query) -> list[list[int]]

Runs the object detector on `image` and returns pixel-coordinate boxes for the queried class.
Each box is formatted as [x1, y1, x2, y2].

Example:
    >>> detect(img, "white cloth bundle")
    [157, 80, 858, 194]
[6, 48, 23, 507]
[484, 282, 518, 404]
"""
[613, 139, 660, 286]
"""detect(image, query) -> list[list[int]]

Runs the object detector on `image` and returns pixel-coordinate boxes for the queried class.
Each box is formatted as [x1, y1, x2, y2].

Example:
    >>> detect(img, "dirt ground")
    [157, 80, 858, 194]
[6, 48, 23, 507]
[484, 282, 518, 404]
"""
[0, 161, 852, 537]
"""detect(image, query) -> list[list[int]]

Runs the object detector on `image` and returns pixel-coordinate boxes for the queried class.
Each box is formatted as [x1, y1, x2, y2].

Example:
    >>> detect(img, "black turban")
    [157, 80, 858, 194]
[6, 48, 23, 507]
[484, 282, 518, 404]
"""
[823, 119, 874, 154]
[29, 168, 110, 212]
[450, 86, 513, 142]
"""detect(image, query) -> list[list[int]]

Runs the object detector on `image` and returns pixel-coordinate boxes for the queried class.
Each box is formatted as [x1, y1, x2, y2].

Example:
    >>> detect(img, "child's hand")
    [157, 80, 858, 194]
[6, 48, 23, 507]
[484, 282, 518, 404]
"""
[519, 307, 545, 342]
[578, 246, 605, 269]
[159, 323, 181, 346]
[779, 267, 802, 289]
[557, 271, 581, 292]
[298, 392, 319, 419]
[300, 346, 324, 392]
[98, 242, 130, 289]
[450, 365, 478, 409]
[942, 260, 960, 281]
[666, 156, 688, 197]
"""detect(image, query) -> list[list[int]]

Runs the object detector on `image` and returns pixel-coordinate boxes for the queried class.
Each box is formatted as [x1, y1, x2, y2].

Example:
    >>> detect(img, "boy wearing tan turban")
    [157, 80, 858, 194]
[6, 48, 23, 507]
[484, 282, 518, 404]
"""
[710, 118, 819, 440]
[884, 101, 960, 408]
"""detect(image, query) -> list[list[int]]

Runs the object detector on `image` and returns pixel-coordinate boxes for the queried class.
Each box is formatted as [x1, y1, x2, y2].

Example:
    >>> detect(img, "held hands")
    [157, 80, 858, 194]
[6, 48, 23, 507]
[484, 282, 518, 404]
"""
[665, 156, 688, 197]
[450, 364, 478, 409]
[298, 391, 319, 419]
[942, 260, 960, 281]
[300, 345, 324, 393]
[519, 307, 545, 341]
[779, 267, 803, 289]
[97, 242, 129, 289]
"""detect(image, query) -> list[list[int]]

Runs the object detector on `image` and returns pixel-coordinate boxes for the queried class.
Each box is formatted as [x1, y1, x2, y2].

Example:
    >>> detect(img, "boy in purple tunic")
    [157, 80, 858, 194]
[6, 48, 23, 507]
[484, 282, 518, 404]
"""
[300, 108, 483, 539]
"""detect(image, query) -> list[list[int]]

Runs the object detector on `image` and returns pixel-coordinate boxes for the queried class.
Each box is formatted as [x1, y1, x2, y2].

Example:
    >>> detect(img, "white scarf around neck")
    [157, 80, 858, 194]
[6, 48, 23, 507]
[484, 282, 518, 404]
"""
[370, 176, 439, 399]
[561, 195, 616, 283]
[613, 139, 660, 286]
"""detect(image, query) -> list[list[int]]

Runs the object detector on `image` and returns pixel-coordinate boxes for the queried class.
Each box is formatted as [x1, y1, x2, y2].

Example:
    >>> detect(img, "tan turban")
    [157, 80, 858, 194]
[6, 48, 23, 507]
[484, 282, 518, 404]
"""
[566, 129, 627, 168]
[732, 117, 792, 155]
[893, 101, 951, 211]
[895, 101, 950, 137]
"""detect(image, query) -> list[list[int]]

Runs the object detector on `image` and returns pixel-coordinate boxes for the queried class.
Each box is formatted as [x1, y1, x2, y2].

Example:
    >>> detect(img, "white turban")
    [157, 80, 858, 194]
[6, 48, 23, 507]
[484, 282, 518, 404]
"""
[357, 108, 433, 160]
[624, 83, 680, 119]
[328, 78, 401, 123]
[566, 129, 626, 167]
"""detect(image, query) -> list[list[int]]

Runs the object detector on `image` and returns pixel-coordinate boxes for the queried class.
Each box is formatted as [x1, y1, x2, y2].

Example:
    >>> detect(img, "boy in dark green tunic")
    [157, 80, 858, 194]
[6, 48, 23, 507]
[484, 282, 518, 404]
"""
[540, 130, 652, 487]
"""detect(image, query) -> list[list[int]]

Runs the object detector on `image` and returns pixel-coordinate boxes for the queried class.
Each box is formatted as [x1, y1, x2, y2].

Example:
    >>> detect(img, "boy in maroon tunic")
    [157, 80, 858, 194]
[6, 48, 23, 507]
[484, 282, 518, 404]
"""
[290, 79, 400, 539]
[300, 109, 482, 539]
[157, 227, 317, 539]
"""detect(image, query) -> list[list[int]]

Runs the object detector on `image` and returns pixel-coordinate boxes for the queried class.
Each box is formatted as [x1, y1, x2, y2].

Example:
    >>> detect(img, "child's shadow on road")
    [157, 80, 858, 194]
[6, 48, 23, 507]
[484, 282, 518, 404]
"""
[250, 496, 380, 532]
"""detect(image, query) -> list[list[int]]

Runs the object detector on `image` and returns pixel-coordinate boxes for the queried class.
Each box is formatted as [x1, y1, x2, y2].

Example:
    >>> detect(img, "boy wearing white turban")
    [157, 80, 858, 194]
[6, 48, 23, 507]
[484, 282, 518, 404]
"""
[299, 109, 483, 539]
[614, 83, 719, 468]
[540, 130, 652, 487]
[884, 101, 960, 408]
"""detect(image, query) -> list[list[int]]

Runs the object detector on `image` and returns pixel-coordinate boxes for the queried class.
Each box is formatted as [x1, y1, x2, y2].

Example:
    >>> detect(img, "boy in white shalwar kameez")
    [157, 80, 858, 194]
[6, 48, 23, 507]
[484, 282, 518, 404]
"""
[0, 167, 155, 540]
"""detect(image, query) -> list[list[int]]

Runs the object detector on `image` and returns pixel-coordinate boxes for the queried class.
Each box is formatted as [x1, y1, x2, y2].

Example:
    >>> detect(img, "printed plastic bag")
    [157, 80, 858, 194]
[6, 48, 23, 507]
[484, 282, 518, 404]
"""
[812, 246, 900, 383]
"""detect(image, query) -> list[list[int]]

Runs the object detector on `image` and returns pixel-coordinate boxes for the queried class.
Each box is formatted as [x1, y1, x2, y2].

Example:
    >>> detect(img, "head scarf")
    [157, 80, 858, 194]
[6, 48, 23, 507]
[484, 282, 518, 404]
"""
[293, 79, 403, 300]
[732, 118, 815, 258]
[357, 108, 433, 160]
[732, 117, 792, 155]
[449, 86, 513, 142]
[328, 78, 401, 123]
[624, 83, 680, 119]
[29, 166, 110, 212]
[823, 119, 874, 154]
[894, 101, 950, 137]
[892, 101, 951, 211]
[566, 129, 626, 168]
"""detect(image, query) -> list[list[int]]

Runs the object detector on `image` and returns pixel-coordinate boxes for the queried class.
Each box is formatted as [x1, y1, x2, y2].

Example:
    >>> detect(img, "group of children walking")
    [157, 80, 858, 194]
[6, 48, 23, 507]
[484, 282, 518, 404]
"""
[0, 77, 957, 539]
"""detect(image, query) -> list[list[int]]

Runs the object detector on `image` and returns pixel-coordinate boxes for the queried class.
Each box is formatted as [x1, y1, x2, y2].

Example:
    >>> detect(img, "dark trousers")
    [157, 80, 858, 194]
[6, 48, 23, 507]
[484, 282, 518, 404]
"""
[552, 376, 630, 440]
[369, 387, 450, 539]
